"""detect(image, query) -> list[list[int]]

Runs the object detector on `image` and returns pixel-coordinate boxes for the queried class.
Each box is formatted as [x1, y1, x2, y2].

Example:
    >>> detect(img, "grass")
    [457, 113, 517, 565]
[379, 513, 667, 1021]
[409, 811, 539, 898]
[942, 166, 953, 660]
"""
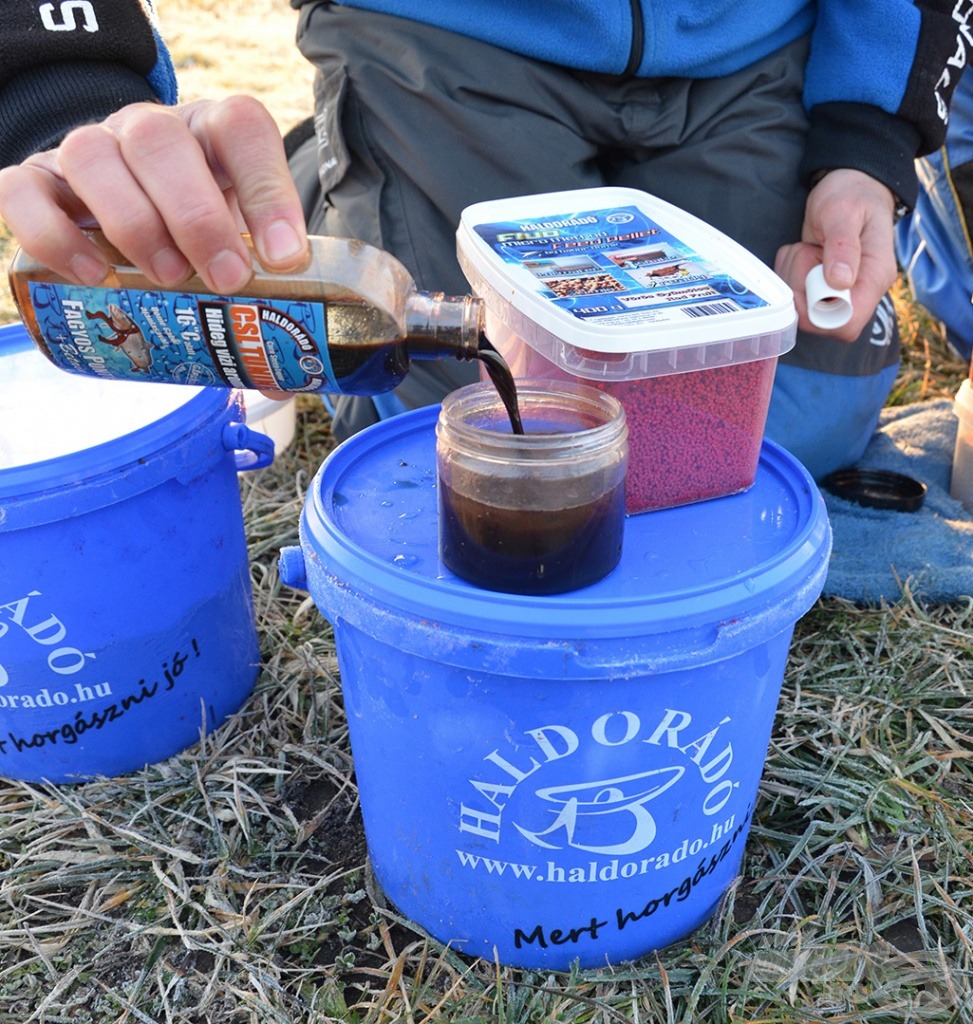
[1, 3, 973, 1021]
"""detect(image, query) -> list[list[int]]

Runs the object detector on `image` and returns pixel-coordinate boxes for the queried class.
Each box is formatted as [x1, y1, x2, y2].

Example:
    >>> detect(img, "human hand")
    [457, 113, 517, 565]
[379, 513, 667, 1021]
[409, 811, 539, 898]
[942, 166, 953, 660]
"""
[774, 168, 898, 342]
[0, 96, 309, 294]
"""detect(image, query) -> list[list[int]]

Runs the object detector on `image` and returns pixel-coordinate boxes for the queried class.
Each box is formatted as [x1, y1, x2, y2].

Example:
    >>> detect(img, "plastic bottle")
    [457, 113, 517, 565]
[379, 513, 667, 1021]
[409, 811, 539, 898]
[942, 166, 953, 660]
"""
[7, 231, 484, 395]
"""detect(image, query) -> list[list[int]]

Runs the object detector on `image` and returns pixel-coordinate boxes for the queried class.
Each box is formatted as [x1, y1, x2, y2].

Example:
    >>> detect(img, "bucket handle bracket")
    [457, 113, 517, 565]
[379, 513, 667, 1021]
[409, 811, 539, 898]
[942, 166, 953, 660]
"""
[223, 422, 275, 472]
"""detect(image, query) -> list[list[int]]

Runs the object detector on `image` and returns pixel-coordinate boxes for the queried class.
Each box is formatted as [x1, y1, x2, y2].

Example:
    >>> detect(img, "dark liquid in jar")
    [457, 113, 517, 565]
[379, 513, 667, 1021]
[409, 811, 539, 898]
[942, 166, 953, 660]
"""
[439, 479, 624, 595]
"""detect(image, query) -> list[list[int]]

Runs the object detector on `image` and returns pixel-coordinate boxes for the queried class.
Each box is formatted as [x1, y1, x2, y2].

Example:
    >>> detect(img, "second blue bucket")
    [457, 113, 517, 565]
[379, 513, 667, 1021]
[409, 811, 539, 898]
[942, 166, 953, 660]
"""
[0, 323, 272, 782]
[279, 406, 831, 969]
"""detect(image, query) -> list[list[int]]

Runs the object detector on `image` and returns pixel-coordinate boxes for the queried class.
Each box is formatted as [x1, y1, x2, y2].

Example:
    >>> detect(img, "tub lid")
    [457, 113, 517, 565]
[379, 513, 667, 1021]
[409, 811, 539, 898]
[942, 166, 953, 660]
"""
[298, 405, 832, 658]
[457, 187, 797, 382]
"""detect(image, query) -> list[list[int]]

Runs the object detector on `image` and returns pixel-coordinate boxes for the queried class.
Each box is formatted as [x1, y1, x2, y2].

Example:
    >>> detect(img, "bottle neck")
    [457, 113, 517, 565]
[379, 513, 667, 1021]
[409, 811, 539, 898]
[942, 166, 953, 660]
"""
[404, 292, 484, 360]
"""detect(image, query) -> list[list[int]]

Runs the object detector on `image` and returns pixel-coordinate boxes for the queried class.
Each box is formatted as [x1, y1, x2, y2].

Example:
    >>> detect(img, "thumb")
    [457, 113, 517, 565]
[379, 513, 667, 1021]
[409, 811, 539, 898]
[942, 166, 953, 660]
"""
[821, 233, 860, 291]
[816, 210, 862, 292]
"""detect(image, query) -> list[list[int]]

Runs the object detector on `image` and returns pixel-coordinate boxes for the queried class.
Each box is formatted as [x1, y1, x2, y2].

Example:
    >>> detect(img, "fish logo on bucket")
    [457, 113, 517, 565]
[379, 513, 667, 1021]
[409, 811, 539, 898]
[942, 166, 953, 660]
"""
[454, 705, 752, 954]
[511, 766, 684, 856]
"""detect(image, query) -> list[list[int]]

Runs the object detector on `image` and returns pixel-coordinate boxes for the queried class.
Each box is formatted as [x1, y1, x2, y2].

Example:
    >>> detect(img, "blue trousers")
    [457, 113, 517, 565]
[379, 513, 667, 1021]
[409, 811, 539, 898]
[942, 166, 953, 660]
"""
[896, 68, 973, 365]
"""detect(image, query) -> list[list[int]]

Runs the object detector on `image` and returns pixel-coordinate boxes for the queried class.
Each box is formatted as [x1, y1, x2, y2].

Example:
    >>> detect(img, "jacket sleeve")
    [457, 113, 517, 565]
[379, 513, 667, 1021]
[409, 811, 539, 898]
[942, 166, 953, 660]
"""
[799, 0, 971, 209]
[0, 0, 178, 168]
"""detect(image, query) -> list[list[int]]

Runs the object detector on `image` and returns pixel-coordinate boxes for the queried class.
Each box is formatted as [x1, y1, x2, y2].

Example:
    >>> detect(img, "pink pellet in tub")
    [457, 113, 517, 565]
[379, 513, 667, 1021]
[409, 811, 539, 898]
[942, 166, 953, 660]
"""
[486, 334, 779, 513]
[593, 358, 778, 512]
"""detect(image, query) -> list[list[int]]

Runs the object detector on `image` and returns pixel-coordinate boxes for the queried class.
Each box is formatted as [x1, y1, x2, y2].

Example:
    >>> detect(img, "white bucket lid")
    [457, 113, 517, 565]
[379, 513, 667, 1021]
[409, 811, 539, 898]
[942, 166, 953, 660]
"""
[457, 187, 797, 378]
[242, 389, 293, 423]
[0, 338, 203, 470]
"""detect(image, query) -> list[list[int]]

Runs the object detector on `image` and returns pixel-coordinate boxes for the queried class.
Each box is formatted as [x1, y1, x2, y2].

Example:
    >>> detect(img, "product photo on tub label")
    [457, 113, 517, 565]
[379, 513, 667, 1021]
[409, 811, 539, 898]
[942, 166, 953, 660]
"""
[23, 280, 336, 391]
[472, 202, 770, 328]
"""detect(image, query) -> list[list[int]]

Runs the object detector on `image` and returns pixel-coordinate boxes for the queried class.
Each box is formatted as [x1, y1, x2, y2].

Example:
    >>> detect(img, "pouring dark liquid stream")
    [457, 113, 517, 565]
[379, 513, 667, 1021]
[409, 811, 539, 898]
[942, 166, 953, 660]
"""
[475, 333, 524, 435]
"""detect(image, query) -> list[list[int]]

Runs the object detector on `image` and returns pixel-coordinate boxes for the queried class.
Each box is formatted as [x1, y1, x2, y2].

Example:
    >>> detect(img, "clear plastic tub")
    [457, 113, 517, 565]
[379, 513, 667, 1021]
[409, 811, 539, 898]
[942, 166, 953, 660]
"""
[457, 187, 797, 512]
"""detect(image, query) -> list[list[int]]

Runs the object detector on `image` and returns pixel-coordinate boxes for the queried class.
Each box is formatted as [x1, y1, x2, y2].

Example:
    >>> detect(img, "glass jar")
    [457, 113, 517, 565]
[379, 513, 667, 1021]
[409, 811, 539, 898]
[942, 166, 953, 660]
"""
[436, 380, 628, 595]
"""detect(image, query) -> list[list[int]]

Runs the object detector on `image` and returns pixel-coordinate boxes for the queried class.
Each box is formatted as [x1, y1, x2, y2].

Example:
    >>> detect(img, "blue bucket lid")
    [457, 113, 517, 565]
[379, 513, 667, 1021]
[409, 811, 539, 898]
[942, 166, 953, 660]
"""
[0, 322, 241, 530]
[294, 405, 832, 675]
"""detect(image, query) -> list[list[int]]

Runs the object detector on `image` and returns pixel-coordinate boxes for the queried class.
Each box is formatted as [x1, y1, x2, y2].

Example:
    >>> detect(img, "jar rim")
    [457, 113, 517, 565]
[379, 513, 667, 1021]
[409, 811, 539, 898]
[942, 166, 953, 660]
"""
[438, 379, 627, 458]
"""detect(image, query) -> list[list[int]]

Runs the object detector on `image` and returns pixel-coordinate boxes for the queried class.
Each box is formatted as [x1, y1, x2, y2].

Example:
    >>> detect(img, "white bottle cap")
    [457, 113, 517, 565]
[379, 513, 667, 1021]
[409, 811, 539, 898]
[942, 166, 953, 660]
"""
[805, 264, 853, 329]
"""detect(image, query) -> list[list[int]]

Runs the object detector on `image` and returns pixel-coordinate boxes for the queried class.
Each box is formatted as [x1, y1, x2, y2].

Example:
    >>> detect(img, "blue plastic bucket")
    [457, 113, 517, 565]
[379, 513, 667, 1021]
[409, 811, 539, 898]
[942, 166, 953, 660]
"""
[0, 323, 273, 782]
[278, 406, 831, 969]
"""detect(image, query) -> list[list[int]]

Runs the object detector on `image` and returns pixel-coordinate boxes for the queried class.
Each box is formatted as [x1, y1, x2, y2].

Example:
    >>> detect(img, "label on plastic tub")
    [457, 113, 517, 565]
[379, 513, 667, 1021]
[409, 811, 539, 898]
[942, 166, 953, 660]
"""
[458, 187, 798, 365]
[25, 280, 336, 392]
[472, 203, 768, 326]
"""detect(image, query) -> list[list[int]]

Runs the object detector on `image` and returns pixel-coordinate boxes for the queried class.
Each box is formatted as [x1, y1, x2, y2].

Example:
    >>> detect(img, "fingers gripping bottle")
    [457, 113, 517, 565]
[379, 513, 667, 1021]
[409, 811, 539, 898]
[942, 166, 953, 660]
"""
[7, 232, 484, 395]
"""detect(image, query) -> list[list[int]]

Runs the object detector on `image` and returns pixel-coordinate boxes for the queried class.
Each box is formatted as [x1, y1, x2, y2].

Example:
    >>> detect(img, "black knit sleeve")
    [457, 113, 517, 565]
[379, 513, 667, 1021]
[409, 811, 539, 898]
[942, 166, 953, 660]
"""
[798, 104, 923, 209]
[0, 0, 163, 167]
[800, 0, 973, 211]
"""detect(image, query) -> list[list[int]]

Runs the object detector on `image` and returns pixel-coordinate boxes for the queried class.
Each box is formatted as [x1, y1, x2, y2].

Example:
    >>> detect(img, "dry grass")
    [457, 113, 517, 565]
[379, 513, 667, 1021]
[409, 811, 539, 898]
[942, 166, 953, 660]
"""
[2, 4, 973, 1022]
[157, 0, 312, 133]
[891, 278, 969, 406]
[2, 392, 972, 1023]
[1, 222, 18, 327]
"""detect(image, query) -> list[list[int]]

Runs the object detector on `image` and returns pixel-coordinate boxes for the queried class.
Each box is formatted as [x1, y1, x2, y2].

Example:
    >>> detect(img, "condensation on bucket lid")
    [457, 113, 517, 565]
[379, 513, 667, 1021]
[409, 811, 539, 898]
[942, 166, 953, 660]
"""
[0, 340, 204, 470]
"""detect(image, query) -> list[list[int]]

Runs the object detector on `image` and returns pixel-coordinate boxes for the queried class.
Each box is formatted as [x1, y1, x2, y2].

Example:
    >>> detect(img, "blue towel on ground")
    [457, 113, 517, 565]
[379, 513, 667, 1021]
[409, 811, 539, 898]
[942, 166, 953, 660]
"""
[821, 398, 973, 603]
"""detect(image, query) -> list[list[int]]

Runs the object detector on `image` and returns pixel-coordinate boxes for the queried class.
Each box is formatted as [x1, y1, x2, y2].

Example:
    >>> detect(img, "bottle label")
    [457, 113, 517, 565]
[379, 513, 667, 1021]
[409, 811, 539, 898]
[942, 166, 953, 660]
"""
[25, 281, 337, 391]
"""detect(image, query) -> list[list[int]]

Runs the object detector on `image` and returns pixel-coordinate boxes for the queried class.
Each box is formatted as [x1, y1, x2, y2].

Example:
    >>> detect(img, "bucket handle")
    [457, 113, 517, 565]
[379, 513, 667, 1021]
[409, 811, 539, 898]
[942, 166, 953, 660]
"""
[223, 421, 275, 472]
[278, 545, 308, 590]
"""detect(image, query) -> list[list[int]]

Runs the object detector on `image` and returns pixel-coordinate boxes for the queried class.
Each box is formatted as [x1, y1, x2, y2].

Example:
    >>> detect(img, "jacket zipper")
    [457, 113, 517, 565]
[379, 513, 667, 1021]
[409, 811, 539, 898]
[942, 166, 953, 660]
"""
[623, 0, 645, 76]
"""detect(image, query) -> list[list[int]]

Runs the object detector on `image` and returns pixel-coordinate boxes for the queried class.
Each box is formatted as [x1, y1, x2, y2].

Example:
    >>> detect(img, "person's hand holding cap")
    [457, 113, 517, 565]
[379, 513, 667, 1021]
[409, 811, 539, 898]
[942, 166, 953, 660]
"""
[774, 168, 899, 341]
